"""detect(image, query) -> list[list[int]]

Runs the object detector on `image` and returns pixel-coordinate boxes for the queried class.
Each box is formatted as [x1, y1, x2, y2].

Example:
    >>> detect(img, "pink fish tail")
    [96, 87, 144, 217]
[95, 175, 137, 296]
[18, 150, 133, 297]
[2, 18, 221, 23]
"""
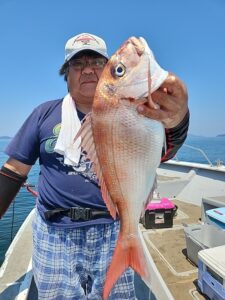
[103, 234, 151, 300]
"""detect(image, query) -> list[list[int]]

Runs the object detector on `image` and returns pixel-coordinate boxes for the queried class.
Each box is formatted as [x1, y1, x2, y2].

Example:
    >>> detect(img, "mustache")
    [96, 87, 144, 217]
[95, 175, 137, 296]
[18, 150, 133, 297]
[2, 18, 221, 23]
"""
[80, 75, 98, 84]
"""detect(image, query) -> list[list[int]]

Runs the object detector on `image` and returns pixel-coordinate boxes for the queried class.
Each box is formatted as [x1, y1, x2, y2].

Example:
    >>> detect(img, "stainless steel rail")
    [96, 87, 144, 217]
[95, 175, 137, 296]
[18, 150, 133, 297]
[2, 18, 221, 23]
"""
[175, 144, 214, 166]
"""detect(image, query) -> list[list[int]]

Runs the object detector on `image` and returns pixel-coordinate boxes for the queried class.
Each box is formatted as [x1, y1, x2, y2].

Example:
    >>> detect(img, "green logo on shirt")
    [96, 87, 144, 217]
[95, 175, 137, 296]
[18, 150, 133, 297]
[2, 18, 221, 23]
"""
[45, 123, 61, 153]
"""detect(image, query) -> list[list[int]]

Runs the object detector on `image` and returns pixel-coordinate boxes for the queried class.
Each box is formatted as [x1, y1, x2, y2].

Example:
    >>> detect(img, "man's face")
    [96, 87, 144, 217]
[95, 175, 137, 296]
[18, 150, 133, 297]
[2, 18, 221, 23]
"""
[67, 52, 107, 100]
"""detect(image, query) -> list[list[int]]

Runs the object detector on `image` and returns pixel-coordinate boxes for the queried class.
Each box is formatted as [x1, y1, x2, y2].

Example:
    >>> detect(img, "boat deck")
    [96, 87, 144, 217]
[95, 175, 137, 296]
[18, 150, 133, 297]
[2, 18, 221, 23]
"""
[141, 199, 206, 299]
[1, 161, 225, 299]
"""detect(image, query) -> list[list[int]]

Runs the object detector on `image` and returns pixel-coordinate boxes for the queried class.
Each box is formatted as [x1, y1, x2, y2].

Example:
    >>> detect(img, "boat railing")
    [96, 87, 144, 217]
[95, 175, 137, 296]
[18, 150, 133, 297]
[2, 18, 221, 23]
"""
[174, 144, 215, 166]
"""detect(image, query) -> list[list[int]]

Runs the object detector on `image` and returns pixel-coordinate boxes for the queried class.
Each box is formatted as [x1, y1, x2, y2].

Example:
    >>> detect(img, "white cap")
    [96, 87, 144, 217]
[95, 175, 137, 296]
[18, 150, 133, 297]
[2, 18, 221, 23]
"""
[64, 33, 109, 62]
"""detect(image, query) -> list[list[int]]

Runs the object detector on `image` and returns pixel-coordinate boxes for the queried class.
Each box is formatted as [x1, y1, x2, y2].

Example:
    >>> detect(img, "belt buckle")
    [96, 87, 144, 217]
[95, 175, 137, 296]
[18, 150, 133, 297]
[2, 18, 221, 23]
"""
[69, 207, 91, 221]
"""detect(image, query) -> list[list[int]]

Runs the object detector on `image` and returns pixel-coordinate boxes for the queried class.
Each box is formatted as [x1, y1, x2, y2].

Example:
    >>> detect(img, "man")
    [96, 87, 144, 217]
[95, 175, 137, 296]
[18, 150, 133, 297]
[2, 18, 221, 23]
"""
[0, 33, 189, 299]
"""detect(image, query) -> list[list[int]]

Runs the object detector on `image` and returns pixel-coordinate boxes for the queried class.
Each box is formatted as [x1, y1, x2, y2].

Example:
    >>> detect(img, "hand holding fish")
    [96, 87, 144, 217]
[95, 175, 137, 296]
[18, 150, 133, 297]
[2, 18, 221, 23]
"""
[137, 72, 188, 128]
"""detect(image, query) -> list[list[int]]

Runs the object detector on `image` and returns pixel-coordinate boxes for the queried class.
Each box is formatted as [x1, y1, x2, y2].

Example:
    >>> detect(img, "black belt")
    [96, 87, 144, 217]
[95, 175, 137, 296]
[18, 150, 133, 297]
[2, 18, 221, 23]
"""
[44, 207, 111, 221]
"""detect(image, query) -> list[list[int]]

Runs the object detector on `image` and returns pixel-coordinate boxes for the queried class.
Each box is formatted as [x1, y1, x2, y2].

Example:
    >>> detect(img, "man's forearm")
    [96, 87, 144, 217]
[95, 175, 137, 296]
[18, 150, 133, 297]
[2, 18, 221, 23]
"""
[161, 110, 189, 162]
[0, 166, 27, 218]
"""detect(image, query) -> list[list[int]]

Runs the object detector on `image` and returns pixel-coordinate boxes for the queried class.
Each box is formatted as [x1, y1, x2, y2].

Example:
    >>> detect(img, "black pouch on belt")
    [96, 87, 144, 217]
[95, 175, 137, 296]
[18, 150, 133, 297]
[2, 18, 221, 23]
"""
[0, 166, 27, 218]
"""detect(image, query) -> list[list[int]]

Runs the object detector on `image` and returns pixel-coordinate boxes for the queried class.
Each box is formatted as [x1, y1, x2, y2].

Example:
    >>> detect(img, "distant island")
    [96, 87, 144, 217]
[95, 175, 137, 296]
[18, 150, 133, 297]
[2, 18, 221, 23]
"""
[188, 133, 225, 138]
[0, 136, 12, 139]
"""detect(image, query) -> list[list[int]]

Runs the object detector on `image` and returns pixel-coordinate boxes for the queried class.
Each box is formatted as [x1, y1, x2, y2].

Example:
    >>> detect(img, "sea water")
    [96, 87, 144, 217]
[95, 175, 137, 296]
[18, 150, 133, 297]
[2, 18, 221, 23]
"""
[0, 139, 39, 265]
[175, 135, 225, 165]
[0, 135, 225, 264]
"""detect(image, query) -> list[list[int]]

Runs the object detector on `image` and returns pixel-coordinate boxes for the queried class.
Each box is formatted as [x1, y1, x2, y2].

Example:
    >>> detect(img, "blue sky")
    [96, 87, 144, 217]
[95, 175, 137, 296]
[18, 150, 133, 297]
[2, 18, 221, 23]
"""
[0, 0, 224, 137]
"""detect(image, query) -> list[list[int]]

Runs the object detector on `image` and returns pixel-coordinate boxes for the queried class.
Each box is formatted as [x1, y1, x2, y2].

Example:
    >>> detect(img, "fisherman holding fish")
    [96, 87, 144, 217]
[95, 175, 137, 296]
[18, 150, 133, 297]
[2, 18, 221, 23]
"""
[0, 33, 188, 299]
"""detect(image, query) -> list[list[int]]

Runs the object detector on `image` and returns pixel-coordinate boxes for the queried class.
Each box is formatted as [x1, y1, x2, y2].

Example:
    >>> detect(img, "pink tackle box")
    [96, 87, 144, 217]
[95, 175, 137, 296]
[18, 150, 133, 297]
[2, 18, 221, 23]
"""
[146, 197, 175, 211]
[141, 197, 177, 229]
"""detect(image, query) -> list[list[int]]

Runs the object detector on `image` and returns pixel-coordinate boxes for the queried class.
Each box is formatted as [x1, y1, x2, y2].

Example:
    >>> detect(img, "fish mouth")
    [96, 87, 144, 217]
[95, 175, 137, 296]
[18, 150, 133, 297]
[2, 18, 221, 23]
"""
[129, 37, 145, 56]
[116, 37, 145, 61]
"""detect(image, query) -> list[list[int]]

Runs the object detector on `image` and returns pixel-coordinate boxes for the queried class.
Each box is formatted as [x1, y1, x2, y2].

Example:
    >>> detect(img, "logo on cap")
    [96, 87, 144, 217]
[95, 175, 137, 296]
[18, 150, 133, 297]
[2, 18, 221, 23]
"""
[73, 34, 99, 46]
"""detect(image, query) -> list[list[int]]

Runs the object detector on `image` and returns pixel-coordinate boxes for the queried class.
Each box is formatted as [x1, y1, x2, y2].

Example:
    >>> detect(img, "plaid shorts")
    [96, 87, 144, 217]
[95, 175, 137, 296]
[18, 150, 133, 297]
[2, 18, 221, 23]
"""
[32, 209, 136, 300]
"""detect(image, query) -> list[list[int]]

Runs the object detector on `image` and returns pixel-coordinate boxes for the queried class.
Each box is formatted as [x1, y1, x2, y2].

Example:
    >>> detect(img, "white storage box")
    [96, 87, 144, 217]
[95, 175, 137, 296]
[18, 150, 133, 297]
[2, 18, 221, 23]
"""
[198, 245, 225, 300]
[183, 223, 225, 265]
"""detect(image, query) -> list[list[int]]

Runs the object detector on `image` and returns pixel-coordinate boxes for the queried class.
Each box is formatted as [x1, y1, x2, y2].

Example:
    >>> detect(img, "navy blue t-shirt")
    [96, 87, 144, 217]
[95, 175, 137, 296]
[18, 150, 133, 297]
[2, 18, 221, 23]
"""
[5, 99, 115, 228]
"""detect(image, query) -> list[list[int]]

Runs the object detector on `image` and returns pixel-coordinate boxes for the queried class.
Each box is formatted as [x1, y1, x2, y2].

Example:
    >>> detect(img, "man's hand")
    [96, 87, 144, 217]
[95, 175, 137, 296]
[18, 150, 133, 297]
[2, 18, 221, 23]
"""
[137, 72, 188, 128]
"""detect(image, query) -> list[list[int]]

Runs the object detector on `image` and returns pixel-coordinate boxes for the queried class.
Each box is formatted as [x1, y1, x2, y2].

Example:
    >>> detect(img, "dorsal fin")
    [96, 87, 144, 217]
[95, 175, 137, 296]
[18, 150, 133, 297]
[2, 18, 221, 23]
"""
[74, 113, 117, 219]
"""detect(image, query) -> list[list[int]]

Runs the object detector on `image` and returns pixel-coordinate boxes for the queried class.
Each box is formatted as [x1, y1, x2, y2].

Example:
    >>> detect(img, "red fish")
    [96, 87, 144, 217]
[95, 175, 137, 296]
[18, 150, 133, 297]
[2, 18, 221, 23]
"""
[77, 37, 164, 299]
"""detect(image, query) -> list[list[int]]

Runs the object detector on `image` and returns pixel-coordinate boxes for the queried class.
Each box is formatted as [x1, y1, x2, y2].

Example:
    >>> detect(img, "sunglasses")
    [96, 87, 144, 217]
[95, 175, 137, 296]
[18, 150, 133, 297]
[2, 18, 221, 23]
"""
[69, 58, 107, 70]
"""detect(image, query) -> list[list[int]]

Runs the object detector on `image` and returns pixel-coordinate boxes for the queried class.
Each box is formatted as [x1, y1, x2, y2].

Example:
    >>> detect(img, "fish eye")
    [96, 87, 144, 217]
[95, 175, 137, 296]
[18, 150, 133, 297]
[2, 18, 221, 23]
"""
[114, 63, 126, 77]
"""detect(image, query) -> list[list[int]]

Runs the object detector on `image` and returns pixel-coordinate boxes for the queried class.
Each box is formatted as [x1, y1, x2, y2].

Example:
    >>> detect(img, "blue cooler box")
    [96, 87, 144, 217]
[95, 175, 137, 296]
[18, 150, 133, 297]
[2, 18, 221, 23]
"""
[198, 245, 225, 300]
[206, 207, 225, 229]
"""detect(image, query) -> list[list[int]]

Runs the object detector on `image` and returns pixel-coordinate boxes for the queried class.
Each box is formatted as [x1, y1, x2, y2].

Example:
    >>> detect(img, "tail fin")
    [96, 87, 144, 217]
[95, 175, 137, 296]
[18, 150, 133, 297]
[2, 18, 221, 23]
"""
[103, 233, 151, 300]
